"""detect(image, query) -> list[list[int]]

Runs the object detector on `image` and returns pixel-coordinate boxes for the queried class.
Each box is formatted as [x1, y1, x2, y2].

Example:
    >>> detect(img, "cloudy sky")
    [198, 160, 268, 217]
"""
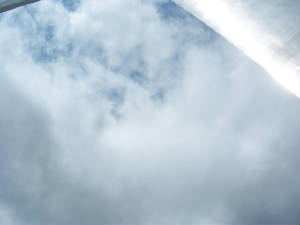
[0, 0, 299, 224]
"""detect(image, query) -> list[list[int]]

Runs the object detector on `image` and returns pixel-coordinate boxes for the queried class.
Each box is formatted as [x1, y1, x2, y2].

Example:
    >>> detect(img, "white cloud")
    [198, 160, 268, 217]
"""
[0, 0, 299, 224]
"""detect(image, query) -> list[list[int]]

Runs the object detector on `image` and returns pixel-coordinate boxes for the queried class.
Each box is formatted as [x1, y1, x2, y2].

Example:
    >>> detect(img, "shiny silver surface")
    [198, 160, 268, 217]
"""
[173, 0, 300, 97]
[0, 0, 40, 13]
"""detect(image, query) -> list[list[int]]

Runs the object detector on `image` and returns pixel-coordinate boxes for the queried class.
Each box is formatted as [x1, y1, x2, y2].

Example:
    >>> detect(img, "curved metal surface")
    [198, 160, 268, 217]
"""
[173, 0, 300, 97]
[0, 0, 40, 13]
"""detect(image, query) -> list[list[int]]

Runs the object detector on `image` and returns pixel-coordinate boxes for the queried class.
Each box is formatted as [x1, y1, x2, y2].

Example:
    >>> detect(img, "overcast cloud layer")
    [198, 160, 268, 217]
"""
[0, 0, 299, 224]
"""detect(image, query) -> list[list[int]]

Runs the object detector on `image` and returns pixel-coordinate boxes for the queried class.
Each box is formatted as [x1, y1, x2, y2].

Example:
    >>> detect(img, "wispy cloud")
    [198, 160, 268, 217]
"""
[0, 0, 299, 224]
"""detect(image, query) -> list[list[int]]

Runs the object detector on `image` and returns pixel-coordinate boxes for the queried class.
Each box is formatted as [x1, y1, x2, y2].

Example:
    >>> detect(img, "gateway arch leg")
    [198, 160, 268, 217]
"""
[0, 0, 40, 13]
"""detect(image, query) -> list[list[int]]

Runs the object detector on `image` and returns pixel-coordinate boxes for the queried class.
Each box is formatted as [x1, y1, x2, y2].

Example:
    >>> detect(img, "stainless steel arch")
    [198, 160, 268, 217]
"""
[0, 0, 40, 13]
[173, 0, 300, 97]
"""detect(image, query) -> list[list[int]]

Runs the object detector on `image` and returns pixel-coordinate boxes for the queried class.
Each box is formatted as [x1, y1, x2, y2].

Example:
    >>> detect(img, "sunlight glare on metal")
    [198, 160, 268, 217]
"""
[173, 0, 300, 97]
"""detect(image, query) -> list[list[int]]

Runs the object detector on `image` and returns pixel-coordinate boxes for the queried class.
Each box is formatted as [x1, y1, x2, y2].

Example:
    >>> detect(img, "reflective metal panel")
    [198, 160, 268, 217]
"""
[173, 0, 300, 97]
[0, 0, 40, 13]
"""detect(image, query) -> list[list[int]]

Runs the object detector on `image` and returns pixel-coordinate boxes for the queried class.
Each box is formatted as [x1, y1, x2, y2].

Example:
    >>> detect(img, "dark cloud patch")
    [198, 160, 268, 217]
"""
[61, 0, 80, 12]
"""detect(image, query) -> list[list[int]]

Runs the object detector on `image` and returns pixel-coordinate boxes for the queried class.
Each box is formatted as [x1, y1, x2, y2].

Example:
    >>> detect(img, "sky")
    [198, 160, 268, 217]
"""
[0, 0, 299, 224]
